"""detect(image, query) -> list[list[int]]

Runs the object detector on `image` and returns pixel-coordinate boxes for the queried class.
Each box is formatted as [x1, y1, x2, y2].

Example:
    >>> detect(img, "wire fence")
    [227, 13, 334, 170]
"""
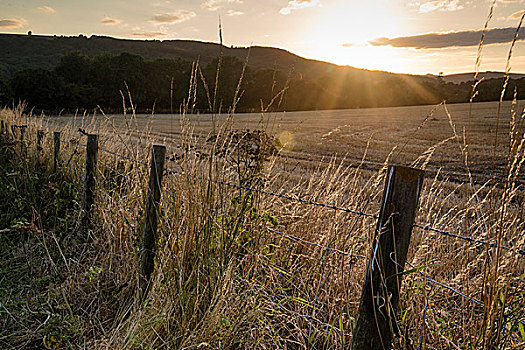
[30, 128, 525, 258]
[95, 153, 505, 309]
[5, 123, 525, 344]
[99, 143, 525, 258]
[82, 136, 525, 311]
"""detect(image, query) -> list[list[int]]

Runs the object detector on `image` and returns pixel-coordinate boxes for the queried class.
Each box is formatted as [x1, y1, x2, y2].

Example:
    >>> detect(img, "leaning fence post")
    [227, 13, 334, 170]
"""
[351, 165, 424, 350]
[81, 134, 99, 234]
[53, 132, 60, 172]
[139, 145, 166, 302]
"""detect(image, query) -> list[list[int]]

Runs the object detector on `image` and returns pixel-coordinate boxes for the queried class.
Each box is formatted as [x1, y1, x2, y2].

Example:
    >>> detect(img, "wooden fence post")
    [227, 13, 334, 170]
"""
[53, 132, 60, 172]
[81, 134, 99, 234]
[139, 145, 166, 302]
[351, 165, 424, 350]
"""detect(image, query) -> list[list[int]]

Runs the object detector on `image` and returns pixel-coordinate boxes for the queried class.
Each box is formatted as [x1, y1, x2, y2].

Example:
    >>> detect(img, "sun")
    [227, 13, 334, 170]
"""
[302, 0, 411, 72]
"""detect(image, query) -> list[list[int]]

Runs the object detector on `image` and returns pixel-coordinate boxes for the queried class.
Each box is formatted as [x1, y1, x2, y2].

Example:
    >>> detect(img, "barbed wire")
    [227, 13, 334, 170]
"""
[404, 261, 483, 306]
[15, 123, 524, 187]
[99, 146, 149, 166]
[15, 127, 525, 258]
[216, 209, 367, 259]
[235, 273, 353, 339]
[79, 143, 525, 258]
[6, 122, 525, 339]
[165, 164, 525, 257]
[100, 163, 143, 186]
[165, 166, 379, 219]
[415, 223, 525, 256]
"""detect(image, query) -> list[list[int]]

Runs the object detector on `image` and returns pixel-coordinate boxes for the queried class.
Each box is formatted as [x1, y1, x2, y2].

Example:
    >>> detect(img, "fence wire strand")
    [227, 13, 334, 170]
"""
[48, 140, 525, 258]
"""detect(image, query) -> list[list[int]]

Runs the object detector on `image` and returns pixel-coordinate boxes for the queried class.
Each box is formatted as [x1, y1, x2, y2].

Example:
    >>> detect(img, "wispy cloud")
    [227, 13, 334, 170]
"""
[368, 27, 524, 49]
[418, 0, 463, 13]
[201, 0, 243, 11]
[37, 6, 56, 14]
[130, 32, 167, 38]
[152, 1, 172, 6]
[227, 10, 244, 16]
[280, 0, 320, 15]
[0, 18, 27, 28]
[150, 10, 196, 24]
[100, 17, 122, 26]
[508, 10, 525, 20]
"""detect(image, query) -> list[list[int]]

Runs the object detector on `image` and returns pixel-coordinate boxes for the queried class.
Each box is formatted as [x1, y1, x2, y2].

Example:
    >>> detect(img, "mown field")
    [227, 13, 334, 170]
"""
[48, 99, 524, 182]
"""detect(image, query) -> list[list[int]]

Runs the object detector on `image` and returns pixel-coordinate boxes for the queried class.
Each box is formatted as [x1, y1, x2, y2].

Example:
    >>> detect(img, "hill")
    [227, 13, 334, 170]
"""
[0, 33, 524, 113]
[436, 71, 525, 84]
[0, 33, 419, 82]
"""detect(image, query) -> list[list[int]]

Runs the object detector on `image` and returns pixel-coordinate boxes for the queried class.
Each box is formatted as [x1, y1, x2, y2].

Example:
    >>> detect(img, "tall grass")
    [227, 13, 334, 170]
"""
[1, 17, 525, 350]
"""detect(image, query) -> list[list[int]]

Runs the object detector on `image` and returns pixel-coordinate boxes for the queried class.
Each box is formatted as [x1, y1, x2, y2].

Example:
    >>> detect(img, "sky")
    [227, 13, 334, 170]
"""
[0, 0, 524, 75]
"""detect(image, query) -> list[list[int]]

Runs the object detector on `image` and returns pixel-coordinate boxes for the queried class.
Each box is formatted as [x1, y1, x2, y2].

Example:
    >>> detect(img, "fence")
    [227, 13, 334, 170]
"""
[1, 121, 524, 348]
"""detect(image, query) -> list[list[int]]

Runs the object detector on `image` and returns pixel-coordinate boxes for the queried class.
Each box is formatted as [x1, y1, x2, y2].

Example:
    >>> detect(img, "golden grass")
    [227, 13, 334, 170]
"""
[1, 13, 525, 345]
[1, 86, 524, 349]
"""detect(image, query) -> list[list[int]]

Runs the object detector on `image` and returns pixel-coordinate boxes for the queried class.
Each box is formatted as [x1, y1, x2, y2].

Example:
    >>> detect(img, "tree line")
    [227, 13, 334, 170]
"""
[0, 51, 523, 114]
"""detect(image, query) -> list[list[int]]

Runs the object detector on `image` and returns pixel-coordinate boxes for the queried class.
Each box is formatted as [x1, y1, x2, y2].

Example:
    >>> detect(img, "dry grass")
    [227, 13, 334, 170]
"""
[1, 22, 525, 348]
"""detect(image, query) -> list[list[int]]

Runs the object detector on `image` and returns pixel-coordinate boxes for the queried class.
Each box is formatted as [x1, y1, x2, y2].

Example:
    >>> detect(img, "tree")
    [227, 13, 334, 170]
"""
[0, 79, 12, 106]
[9, 69, 62, 111]
[54, 51, 91, 85]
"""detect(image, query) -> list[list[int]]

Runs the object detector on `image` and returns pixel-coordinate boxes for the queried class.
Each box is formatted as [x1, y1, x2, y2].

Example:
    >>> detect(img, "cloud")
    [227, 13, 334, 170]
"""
[150, 10, 196, 24]
[368, 27, 524, 49]
[280, 0, 320, 15]
[418, 0, 463, 13]
[37, 6, 56, 14]
[100, 17, 122, 25]
[0, 18, 27, 28]
[508, 10, 525, 20]
[130, 32, 167, 38]
[201, 0, 243, 11]
[227, 10, 244, 16]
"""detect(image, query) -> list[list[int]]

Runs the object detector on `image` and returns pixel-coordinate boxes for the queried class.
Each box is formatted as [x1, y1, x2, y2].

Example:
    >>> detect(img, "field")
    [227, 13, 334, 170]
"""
[49, 100, 524, 182]
[1, 97, 525, 349]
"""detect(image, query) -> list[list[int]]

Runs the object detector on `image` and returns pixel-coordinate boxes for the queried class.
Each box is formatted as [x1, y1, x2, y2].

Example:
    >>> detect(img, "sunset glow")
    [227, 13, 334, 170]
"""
[0, 0, 523, 74]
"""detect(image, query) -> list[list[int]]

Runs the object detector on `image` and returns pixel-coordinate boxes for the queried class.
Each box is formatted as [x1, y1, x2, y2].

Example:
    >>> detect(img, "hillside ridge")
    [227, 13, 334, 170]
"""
[3, 33, 520, 82]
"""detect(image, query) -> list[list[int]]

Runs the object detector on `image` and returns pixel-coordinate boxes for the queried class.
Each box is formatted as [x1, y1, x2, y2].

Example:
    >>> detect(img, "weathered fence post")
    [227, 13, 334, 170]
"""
[53, 131, 60, 172]
[351, 165, 424, 350]
[139, 145, 166, 302]
[81, 134, 99, 234]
